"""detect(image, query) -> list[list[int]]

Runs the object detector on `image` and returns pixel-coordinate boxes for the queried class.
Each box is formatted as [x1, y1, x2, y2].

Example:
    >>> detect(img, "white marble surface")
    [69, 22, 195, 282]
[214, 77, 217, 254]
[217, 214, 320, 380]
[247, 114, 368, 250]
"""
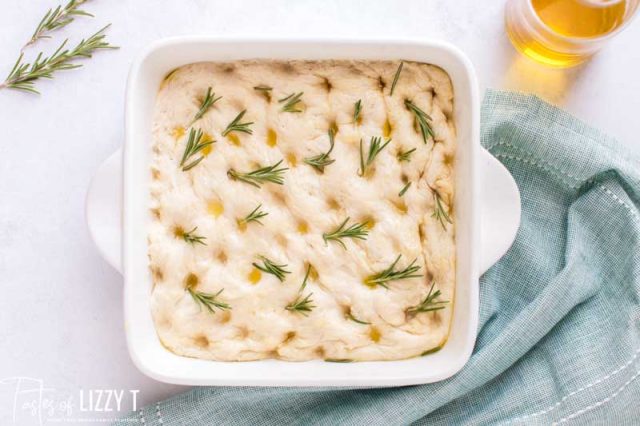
[1, 0, 639, 423]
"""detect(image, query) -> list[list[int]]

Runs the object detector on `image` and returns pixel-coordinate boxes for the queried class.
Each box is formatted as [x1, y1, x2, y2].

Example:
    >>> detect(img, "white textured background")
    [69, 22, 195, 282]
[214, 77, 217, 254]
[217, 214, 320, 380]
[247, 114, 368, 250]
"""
[0, 0, 639, 424]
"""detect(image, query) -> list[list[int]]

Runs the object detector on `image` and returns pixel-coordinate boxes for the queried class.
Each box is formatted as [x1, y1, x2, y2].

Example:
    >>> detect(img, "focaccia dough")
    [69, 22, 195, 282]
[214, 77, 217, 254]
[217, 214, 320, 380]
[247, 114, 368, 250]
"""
[148, 60, 456, 361]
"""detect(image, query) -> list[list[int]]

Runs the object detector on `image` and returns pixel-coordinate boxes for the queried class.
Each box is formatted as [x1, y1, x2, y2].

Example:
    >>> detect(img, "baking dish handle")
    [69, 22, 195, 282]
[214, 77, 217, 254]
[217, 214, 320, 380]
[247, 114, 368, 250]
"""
[86, 148, 123, 273]
[85, 148, 520, 276]
[479, 147, 521, 274]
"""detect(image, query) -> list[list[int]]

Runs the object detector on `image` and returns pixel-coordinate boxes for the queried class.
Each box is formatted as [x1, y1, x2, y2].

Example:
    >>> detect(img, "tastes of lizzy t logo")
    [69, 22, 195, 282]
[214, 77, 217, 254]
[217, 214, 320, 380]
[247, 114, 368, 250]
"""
[0, 377, 140, 425]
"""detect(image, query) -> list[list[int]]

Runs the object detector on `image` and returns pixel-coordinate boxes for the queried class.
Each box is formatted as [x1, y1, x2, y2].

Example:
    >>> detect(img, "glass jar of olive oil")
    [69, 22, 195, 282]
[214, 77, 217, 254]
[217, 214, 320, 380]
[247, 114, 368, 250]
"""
[505, 0, 639, 67]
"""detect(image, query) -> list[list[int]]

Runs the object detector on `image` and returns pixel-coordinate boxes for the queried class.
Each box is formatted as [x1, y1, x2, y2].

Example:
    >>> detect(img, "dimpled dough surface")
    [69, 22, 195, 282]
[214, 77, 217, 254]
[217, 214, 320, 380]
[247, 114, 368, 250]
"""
[148, 60, 456, 362]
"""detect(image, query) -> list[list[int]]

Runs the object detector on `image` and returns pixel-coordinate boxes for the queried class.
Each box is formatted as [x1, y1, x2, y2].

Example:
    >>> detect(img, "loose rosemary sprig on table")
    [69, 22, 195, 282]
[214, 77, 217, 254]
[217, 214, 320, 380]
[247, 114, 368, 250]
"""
[285, 265, 316, 316]
[322, 217, 369, 249]
[227, 160, 288, 188]
[24, 0, 92, 50]
[364, 255, 422, 289]
[389, 61, 403, 96]
[182, 226, 207, 245]
[222, 110, 254, 136]
[405, 99, 435, 144]
[179, 128, 215, 171]
[192, 87, 221, 124]
[359, 136, 391, 176]
[353, 99, 362, 124]
[252, 255, 291, 282]
[304, 129, 336, 173]
[399, 182, 412, 197]
[238, 204, 268, 226]
[397, 147, 416, 162]
[1, 25, 117, 94]
[432, 189, 453, 229]
[279, 92, 303, 113]
[406, 281, 448, 314]
[187, 288, 231, 314]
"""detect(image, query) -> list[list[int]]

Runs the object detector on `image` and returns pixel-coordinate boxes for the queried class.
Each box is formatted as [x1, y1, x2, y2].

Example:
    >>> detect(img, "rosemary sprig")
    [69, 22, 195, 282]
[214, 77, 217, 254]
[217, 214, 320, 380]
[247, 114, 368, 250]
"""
[405, 99, 435, 144]
[304, 129, 336, 173]
[432, 190, 453, 229]
[347, 313, 371, 325]
[322, 217, 369, 249]
[179, 128, 215, 171]
[285, 265, 316, 316]
[24, 0, 92, 49]
[187, 288, 231, 314]
[222, 110, 253, 136]
[227, 160, 288, 188]
[389, 61, 403, 96]
[286, 293, 315, 315]
[399, 182, 412, 197]
[359, 136, 391, 176]
[182, 226, 207, 246]
[279, 92, 303, 113]
[252, 255, 291, 282]
[353, 99, 362, 124]
[397, 147, 416, 162]
[1, 25, 117, 94]
[238, 204, 268, 226]
[364, 255, 422, 289]
[192, 87, 221, 124]
[406, 281, 448, 314]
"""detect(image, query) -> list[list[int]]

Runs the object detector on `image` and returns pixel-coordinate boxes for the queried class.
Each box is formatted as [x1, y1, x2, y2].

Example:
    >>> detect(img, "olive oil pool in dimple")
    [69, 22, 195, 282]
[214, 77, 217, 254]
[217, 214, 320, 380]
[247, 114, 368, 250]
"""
[533, 0, 627, 37]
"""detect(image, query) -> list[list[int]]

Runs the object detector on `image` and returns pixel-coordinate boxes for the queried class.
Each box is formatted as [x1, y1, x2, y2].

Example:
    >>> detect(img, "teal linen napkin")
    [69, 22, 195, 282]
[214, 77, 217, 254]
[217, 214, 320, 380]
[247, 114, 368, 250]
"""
[117, 90, 640, 425]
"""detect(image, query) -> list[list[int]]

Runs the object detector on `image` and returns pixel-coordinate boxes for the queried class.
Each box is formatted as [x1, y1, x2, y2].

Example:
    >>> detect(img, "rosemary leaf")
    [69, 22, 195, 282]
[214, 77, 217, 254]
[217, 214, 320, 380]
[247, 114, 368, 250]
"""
[192, 87, 221, 124]
[254, 85, 272, 101]
[253, 255, 291, 282]
[346, 313, 371, 325]
[227, 160, 288, 188]
[182, 226, 207, 246]
[222, 110, 253, 136]
[364, 255, 422, 289]
[238, 204, 268, 227]
[25, 0, 93, 49]
[179, 128, 215, 171]
[359, 136, 391, 176]
[389, 61, 403, 96]
[407, 282, 448, 314]
[397, 147, 416, 162]
[304, 129, 336, 173]
[353, 99, 362, 124]
[187, 288, 231, 314]
[279, 92, 303, 113]
[324, 358, 353, 363]
[322, 217, 369, 250]
[405, 99, 435, 144]
[399, 181, 412, 197]
[432, 190, 453, 229]
[1, 25, 118, 94]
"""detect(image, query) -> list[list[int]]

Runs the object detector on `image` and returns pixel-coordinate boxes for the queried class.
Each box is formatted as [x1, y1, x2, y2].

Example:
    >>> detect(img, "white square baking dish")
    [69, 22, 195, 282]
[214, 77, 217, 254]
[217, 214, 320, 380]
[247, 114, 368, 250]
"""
[86, 37, 521, 387]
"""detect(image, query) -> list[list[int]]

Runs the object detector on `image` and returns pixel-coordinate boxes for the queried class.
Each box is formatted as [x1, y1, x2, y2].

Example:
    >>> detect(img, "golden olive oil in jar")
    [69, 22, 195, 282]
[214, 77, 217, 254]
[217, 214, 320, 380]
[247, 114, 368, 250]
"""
[505, 0, 638, 67]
